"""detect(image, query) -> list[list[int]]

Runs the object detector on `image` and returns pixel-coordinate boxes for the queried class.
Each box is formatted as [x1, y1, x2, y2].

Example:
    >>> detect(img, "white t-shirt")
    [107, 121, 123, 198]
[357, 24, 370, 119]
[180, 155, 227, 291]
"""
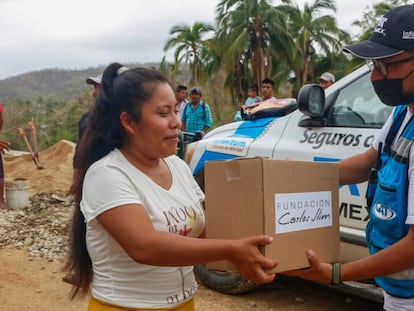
[263, 96, 277, 102]
[373, 107, 414, 310]
[81, 149, 205, 309]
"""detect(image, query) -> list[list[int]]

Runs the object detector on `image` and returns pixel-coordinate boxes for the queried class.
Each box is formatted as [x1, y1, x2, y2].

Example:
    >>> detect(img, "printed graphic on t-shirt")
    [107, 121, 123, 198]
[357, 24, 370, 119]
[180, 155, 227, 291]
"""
[162, 202, 204, 237]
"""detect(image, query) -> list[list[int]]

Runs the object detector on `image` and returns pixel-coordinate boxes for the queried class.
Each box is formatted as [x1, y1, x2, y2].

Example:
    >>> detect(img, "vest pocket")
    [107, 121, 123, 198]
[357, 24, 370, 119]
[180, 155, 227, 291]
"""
[369, 181, 407, 248]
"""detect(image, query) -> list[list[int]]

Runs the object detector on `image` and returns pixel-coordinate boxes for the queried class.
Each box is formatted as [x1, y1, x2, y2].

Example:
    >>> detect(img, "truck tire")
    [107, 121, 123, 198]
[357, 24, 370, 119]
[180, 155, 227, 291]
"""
[194, 264, 258, 294]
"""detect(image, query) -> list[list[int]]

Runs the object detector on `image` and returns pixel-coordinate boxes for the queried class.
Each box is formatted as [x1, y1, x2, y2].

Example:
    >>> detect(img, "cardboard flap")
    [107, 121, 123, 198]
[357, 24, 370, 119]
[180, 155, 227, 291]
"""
[205, 159, 265, 239]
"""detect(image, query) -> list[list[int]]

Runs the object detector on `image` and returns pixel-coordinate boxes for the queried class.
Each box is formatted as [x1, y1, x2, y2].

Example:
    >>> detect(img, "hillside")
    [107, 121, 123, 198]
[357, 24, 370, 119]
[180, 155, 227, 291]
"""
[0, 62, 160, 103]
[0, 67, 105, 103]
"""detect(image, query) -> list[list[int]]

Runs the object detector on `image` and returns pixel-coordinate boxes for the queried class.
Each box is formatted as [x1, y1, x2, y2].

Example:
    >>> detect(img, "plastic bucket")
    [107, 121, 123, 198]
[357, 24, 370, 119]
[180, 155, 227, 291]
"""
[5, 178, 30, 209]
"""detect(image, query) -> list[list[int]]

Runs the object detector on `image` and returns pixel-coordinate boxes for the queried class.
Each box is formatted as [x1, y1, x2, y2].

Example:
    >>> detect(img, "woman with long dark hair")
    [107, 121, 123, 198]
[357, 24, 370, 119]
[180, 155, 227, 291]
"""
[65, 63, 277, 311]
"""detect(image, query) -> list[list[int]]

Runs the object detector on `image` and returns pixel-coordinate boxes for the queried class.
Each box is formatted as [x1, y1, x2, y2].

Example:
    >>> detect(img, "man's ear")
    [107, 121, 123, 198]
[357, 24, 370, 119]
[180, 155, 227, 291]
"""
[120, 112, 136, 135]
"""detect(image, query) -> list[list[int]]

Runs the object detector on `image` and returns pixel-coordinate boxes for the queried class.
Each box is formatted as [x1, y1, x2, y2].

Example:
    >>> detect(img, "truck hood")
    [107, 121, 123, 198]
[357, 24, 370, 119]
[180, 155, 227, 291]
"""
[187, 116, 287, 175]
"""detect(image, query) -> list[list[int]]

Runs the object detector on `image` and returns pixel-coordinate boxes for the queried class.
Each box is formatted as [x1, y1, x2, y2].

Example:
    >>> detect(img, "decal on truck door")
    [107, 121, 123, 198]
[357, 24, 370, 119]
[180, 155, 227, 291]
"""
[194, 118, 277, 174]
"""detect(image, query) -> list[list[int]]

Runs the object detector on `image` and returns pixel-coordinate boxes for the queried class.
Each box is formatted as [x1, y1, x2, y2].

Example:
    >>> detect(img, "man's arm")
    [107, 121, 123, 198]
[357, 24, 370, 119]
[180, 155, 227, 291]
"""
[204, 104, 214, 132]
[339, 146, 377, 185]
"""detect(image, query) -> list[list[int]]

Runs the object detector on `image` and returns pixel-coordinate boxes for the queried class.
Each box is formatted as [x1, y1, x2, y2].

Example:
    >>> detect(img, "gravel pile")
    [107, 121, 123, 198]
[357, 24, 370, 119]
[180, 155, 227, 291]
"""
[0, 192, 74, 262]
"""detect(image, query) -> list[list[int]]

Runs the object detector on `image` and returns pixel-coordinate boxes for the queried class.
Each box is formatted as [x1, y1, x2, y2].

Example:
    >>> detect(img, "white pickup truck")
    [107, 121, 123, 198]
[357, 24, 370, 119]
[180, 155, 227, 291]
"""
[183, 64, 392, 302]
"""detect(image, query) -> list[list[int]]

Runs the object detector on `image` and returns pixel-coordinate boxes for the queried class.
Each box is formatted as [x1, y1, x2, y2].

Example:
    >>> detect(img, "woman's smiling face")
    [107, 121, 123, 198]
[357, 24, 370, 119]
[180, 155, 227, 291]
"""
[124, 82, 181, 159]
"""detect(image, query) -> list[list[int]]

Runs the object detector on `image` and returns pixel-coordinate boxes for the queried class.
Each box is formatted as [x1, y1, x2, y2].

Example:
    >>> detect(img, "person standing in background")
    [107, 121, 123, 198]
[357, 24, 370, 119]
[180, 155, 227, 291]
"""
[181, 87, 213, 133]
[80, 74, 102, 138]
[70, 74, 101, 197]
[175, 85, 188, 120]
[319, 72, 335, 89]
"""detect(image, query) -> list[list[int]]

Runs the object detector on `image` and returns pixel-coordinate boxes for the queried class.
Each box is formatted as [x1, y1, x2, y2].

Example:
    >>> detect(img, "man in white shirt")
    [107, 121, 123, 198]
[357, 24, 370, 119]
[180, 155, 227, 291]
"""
[319, 72, 335, 89]
[175, 85, 188, 119]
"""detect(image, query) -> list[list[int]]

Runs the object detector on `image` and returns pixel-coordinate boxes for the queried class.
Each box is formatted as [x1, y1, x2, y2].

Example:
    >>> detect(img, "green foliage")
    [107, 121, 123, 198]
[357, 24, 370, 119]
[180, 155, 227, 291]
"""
[2, 94, 94, 151]
[164, 22, 215, 85]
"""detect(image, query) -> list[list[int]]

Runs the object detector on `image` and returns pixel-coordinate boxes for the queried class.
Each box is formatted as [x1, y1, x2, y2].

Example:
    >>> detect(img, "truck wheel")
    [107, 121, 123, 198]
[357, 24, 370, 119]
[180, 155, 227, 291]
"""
[194, 264, 258, 294]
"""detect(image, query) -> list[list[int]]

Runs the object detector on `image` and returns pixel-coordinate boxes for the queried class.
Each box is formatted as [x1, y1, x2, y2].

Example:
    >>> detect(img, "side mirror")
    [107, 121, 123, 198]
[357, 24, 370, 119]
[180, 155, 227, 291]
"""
[297, 84, 325, 118]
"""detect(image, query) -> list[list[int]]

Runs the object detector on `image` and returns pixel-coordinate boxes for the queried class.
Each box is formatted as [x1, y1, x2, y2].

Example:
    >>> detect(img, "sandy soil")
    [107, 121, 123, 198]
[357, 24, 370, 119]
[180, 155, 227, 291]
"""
[0, 247, 383, 311]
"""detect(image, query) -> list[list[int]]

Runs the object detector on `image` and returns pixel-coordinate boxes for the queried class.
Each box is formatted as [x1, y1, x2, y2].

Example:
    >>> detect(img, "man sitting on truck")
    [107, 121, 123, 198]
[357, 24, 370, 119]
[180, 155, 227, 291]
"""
[261, 78, 277, 102]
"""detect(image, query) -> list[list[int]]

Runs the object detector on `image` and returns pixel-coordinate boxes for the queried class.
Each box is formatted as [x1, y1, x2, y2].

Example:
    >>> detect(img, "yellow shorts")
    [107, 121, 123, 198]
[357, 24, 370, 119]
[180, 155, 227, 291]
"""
[88, 296, 195, 311]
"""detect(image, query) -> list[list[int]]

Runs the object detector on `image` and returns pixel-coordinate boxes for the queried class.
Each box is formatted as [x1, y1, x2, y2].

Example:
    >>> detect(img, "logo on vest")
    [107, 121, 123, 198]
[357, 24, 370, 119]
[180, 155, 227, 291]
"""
[373, 202, 396, 220]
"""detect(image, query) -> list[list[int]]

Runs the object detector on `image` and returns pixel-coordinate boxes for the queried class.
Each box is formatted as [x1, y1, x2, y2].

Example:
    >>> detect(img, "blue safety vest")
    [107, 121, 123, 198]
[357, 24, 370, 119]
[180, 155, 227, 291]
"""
[366, 105, 414, 298]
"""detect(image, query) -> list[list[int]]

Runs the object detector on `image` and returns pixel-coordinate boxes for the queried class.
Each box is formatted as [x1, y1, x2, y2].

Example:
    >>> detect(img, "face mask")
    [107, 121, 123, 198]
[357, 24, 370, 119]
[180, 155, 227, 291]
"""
[371, 68, 414, 106]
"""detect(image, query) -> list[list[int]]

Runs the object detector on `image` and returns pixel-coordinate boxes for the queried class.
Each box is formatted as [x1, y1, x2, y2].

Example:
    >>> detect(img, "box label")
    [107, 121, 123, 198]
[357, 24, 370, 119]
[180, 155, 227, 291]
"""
[274, 191, 333, 234]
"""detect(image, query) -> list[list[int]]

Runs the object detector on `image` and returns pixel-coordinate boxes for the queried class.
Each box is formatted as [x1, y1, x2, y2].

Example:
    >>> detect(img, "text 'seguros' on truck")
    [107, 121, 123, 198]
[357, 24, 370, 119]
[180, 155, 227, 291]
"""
[182, 64, 391, 303]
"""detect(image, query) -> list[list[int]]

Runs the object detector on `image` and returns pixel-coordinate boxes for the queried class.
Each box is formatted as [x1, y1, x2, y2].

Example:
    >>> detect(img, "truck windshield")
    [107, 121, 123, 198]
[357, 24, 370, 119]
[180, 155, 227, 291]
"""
[327, 72, 392, 128]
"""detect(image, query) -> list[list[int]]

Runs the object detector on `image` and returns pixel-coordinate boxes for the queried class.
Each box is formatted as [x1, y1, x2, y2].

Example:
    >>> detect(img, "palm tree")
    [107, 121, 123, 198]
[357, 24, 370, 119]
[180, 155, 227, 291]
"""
[277, 0, 349, 90]
[215, 0, 281, 89]
[164, 22, 215, 85]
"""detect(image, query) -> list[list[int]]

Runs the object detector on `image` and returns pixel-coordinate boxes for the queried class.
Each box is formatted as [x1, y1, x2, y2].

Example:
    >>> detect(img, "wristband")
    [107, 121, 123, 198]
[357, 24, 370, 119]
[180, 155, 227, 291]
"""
[332, 262, 342, 285]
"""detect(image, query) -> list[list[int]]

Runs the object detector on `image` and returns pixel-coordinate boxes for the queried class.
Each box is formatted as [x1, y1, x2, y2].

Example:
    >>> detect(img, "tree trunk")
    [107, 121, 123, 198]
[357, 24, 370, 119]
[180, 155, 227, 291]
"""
[252, 47, 264, 88]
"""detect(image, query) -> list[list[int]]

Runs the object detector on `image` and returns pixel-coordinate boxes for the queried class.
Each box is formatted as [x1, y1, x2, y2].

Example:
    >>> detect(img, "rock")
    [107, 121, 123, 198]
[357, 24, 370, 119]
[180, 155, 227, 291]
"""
[0, 192, 74, 262]
[24, 237, 33, 246]
[248, 301, 257, 306]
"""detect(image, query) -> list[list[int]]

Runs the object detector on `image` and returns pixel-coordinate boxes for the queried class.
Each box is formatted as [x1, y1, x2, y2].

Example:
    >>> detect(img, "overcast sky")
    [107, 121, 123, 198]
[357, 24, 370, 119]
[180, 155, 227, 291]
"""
[0, 0, 380, 80]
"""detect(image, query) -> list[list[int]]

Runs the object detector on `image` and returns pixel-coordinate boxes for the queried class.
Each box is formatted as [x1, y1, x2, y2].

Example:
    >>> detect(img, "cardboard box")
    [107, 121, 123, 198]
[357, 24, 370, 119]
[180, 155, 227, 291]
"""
[204, 158, 339, 273]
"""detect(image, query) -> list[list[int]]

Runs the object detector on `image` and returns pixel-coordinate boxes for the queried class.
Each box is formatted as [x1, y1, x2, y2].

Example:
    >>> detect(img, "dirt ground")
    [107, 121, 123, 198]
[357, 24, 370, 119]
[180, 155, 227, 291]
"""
[0, 140, 383, 310]
[0, 248, 383, 311]
[3, 139, 75, 195]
